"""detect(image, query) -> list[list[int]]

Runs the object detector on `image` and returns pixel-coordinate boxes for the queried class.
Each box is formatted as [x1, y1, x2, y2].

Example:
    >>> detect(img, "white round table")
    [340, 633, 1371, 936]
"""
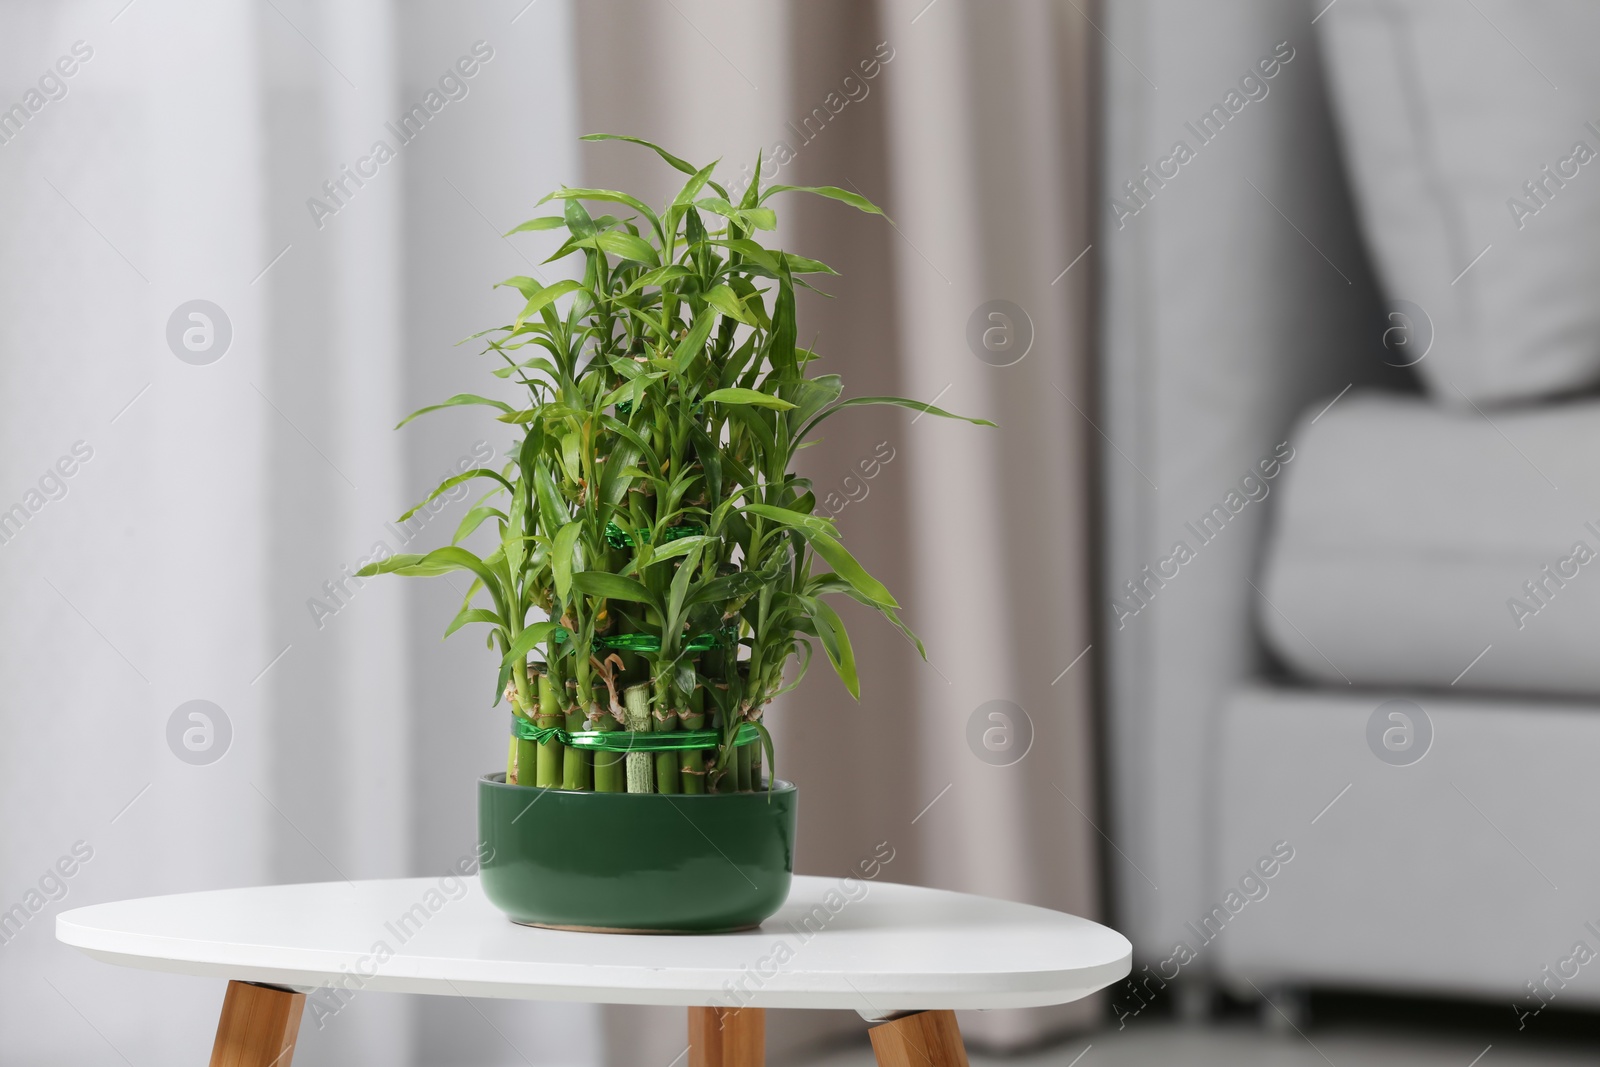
[58, 875, 1130, 1067]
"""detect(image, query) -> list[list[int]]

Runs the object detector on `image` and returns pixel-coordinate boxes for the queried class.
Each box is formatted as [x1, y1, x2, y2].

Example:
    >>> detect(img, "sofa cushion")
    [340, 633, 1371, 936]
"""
[1259, 392, 1600, 694]
[1319, 1, 1600, 406]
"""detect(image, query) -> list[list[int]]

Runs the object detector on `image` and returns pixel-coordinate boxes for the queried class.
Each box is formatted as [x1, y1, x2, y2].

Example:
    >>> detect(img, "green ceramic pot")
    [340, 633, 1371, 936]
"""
[478, 774, 797, 932]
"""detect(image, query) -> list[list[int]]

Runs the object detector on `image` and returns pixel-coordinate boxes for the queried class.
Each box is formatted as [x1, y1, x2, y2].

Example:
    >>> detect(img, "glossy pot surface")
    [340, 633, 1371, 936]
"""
[478, 774, 796, 932]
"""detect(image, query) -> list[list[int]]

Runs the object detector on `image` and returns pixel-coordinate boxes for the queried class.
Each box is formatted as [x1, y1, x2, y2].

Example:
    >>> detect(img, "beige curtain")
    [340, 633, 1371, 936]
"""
[573, 1, 1101, 1060]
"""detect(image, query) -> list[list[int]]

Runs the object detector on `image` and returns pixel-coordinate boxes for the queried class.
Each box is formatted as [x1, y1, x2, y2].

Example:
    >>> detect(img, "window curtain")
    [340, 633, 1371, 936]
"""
[572, 1, 1103, 1060]
[2, 1, 588, 1064]
[2, 1, 1098, 1063]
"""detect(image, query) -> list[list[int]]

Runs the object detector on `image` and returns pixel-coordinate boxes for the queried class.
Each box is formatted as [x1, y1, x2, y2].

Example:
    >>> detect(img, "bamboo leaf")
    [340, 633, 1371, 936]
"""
[703, 387, 795, 410]
[737, 207, 777, 231]
[395, 393, 513, 429]
[552, 520, 582, 602]
[580, 133, 698, 175]
[760, 184, 886, 216]
[808, 530, 897, 608]
[495, 277, 584, 328]
[799, 395, 996, 443]
[590, 230, 659, 266]
[540, 187, 663, 242]
[445, 606, 502, 638]
[504, 216, 567, 235]
[572, 571, 660, 610]
[399, 468, 512, 522]
[807, 597, 859, 699]
[501, 621, 564, 667]
[672, 159, 720, 208]
[703, 284, 754, 325]
[452, 504, 507, 545]
[672, 307, 717, 373]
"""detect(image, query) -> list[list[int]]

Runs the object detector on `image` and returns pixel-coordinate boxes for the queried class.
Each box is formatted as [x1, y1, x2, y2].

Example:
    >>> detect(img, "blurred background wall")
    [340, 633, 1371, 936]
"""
[0, 1, 1100, 1064]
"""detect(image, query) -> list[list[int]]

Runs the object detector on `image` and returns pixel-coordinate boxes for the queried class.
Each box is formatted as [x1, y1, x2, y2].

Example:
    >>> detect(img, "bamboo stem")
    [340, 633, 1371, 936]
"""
[623, 683, 655, 794]
[505, 734, 518, 785]
[592, 706, 625, 793]
[735, 740, 752, 792]
[680, 688, 706, 795]
[563, 707, 591, 790]
[535, 673, 563, 788]
[653, 702, 681, 794]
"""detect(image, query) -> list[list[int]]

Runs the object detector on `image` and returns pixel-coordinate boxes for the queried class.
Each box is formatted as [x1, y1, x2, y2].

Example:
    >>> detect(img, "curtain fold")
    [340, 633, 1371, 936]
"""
[574, 1, 1102, 1058]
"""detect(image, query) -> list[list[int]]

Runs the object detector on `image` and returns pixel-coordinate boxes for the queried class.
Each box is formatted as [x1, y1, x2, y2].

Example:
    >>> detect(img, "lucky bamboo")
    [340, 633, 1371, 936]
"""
[623, 683, 654, 794]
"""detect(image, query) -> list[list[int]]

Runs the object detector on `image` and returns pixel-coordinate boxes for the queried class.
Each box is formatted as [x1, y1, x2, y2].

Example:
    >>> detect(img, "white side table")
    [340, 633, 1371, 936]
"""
[58, 875, 1131, 1067]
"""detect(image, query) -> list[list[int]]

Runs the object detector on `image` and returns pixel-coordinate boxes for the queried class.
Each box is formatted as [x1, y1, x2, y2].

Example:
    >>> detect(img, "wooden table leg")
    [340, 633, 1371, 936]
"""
[688, 1005, 765, 1067]
[868, 1010, 969, 1067]
[209, 980, 305, 1067]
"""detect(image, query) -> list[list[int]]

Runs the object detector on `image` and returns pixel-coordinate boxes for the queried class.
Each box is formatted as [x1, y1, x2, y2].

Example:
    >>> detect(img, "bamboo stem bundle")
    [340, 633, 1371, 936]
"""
[623, 683, 654, 794]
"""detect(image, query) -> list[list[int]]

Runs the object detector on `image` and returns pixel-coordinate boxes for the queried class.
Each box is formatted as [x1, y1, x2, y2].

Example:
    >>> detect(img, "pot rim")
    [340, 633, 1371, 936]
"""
[480, 772, 797, 797]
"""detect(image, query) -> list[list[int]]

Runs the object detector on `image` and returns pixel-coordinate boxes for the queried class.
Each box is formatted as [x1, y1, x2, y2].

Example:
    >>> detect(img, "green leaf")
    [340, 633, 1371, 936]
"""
[495, 277, 584, 328]
[452, 504, 507, 545]
[591, 230, 659, 266]
[540, 187, 663, 242]
[580, 133, 698, 175]
[799, 395, 996, 443]
[399, 468, 512, 522]
[504, 216, 567, 235]
[703, 284, 754, 325]
[645, 533, 716, 565]
[737, 207, 777, 231]
[665, 541, 705, 634]
[767, 255, 797, 377]
[761, 184, 885, 216]
[672, 308, 717, 373]
[743, 502, 835, 537]
[444, 606, 502, 639]
[552, 520, 582, 603]
[808, 597, 859, 699]
[395, 393, 513, 430]
[501, 621, 564, 667]
[809, 530, 897, 608]
[672, 159, 721, 208]
[572, 570, 661, 611]
[702, 387, 795, 410]
[360, 547, 507, 613]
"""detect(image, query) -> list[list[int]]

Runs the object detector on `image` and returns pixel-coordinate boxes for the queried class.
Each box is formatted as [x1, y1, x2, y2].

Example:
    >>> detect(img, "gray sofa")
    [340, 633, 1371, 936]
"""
[1102, 0, 1600, 1021]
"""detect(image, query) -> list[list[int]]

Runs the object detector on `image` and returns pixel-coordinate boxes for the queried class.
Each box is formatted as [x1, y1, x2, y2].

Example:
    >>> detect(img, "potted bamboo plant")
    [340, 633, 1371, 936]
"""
[362, 135, 988, 932]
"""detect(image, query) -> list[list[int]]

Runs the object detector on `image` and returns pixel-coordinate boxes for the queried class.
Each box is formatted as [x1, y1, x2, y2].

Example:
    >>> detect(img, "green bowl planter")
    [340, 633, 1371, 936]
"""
[478, 773, 797, 932]
[355, 136, 985, 938]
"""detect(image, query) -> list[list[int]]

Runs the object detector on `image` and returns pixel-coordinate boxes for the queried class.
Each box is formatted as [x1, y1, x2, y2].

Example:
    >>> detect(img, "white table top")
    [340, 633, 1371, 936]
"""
[57, 875, 1131, 1011]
